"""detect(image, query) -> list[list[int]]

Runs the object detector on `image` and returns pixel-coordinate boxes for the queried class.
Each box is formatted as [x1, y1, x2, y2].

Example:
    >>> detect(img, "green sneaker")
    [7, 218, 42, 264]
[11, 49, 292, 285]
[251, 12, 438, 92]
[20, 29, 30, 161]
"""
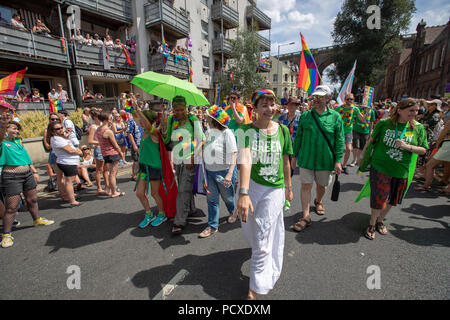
[139, 212, 156, 228]
[151, 212, 167, 227]
[1, 233, 14, 248]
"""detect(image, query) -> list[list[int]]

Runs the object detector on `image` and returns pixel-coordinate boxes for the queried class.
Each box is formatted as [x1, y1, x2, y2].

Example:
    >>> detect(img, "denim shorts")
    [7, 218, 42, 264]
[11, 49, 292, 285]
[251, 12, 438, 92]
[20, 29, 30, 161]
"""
[138, 163, 162, 181]
[48, 151, 57, 165]
[103, 154, 121, 163]
[1, 170, 37, 196]
[345, 132, 353, 144]
[93, 147, 104, 161]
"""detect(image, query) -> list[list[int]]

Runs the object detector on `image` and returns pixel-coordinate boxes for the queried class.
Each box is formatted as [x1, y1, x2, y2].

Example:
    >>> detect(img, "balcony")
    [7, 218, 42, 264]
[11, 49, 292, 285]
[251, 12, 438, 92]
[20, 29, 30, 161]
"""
[246, 5, 271, 31]
[212, 38, 233, 58]
[0, 25, 70, 68]
[211, 2, 239, 30]
[71, 43, 136, 72]
[256, 33, 270, 52]
[11, 101, 76, 114]
[212, 71, 230, 83]
[65, 0, 133, 24]
[148, 53, 189, 79]
[145, 0, 190, 39]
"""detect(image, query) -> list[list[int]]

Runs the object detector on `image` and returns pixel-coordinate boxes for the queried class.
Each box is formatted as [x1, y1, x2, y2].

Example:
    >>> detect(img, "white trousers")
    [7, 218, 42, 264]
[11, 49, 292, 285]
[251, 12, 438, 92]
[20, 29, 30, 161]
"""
[241, 180, 285, 295]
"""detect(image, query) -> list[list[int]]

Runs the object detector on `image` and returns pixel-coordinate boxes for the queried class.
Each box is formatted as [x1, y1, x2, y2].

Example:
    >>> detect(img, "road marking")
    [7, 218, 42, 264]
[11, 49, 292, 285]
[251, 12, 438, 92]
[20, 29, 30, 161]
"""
[153, 269, 189, 300]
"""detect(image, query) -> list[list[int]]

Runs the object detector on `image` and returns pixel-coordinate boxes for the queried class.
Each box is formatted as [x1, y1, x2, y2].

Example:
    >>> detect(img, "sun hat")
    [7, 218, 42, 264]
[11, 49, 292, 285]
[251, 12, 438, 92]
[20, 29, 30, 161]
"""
[206, 105, 230, 128]
[426, 99, 443, 111]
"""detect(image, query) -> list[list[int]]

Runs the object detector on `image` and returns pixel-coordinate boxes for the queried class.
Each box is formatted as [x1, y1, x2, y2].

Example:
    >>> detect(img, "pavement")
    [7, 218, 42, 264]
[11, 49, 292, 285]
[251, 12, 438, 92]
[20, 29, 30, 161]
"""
[0, 165, 449, 300]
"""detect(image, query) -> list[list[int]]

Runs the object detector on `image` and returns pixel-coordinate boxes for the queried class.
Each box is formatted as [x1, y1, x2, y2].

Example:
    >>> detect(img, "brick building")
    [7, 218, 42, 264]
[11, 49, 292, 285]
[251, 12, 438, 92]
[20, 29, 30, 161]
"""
[375, 20, 450, 101]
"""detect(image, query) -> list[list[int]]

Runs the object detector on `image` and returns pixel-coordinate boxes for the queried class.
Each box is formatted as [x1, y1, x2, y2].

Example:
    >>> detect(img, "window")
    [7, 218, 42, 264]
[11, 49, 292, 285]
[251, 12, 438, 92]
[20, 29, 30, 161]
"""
[273, 88, 277, 95]
[201, 0, 207, 5]
[273, 74, 278, 83]
[202, 56, 210, 74]
[284, 74, 288, 82]
[201, 20, 209, 41]
[291, 75, 294, 82]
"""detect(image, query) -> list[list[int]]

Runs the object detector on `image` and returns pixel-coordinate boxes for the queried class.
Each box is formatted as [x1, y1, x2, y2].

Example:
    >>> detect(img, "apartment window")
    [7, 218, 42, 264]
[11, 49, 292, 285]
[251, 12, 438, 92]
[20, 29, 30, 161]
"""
[202, 56, 210, 74]
[201, 20, 209, 41]
[291, 75, 294, 82]
[273, 74, 278, 83]
[284, 74, 288, 82]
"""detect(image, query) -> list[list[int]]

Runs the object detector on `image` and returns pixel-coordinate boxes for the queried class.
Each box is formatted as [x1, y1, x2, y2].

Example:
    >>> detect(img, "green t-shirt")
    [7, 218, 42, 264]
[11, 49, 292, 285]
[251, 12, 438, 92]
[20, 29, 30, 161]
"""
[353, 107, 376, 134]
[163, 114, 206, 161]
[225, 108, 243, 131]
[139, 136, 161, 169]
[335, 105, 361, 134]
[371, 119, 428, 178]
[0, 139, 33, 167]
[241, 123, 293, 188]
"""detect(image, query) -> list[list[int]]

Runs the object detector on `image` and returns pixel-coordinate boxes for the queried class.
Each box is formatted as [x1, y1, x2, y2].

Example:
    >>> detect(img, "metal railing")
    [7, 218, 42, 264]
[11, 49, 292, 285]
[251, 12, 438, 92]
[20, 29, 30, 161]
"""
[11, 101, 76, 114]
[149, 53, 189, 78]
[256, 33, 270, 51]
[246, 5, 271, 30]
[65, 0, 132, 23]
[212, 38, 233, 57]
[144, 0, 190, 38]
[211, 2, 239, 29]
[80, 97, 122, 111]
[0, 25, 69, 66]
[71, 43, 136, 71]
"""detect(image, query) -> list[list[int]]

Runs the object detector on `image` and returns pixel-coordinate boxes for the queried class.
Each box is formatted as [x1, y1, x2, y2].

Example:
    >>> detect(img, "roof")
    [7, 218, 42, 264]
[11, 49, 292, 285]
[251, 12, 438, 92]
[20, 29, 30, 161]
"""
[424, 25, 447, 45]
[399, 48, 412, 64]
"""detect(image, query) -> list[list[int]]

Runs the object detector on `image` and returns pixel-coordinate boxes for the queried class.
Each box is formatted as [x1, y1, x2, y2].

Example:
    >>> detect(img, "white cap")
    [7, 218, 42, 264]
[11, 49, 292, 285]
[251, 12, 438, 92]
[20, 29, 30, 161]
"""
[312, 85, 332, 96]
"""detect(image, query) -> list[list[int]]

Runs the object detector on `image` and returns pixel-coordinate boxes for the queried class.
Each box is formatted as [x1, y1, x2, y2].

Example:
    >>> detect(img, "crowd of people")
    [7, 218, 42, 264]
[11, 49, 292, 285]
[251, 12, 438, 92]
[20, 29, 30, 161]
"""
[1, 85, 449, 300]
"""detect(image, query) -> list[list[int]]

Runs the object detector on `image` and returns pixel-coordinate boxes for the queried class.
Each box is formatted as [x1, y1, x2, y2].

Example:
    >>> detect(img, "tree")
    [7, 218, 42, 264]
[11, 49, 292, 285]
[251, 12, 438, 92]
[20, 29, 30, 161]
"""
[216, 28, 269, 103]
[331, 0, 416, 94]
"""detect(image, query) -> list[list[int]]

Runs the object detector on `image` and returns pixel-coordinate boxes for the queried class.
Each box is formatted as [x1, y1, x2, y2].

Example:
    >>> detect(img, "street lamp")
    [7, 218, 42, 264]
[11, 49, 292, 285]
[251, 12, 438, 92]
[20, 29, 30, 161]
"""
[277, 42, 295, 94]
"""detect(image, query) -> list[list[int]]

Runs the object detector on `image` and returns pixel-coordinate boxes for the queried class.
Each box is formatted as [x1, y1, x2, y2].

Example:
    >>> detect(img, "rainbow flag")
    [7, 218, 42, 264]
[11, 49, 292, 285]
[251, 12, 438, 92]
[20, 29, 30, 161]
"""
[296, 34, 319, 95]
[49, 99, 63, 113]
[189, 61, 193, 83]
[121, 44, 134, 66]
[362, 86, 374, 107]
[0, 69, 27, 96]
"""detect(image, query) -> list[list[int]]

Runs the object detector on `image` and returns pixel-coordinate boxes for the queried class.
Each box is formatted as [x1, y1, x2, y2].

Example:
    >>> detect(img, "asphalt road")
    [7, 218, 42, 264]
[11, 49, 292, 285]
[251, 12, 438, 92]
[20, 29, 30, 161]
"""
[1, 166, 449, 300]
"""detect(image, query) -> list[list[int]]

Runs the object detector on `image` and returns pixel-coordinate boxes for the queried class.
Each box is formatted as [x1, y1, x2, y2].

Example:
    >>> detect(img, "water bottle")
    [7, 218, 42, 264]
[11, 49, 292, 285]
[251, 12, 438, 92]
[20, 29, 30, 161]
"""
[215, 175, 231, 188]
[283, 200, 291, 214]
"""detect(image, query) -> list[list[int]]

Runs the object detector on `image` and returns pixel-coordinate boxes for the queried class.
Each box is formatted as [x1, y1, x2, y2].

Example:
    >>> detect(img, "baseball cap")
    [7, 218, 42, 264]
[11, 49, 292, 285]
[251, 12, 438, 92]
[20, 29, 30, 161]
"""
[312, 85, 332, 96]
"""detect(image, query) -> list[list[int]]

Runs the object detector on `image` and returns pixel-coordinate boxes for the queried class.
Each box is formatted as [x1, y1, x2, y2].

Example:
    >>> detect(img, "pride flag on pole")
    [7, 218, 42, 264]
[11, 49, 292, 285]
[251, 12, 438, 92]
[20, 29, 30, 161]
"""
[296, 33, 320, 96]
[337, 60, 357, 105]
[49, 99, 64, 113]
[0, 68, 27, 96]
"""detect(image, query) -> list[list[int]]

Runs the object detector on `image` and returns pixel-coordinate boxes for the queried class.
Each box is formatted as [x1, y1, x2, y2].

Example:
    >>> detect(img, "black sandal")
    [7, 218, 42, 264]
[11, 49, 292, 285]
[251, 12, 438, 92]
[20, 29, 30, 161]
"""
[376, 221, 388, 235]
[364, 225, 376, 240]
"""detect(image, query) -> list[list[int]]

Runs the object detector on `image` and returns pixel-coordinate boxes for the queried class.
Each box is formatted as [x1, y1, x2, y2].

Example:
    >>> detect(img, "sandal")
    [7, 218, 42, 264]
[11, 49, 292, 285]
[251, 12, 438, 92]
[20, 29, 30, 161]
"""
[376, 221, 388, 235]
[414, 185, 431, 191]
[171, 224, 184, 235]
[438, 189, 450, 196]
[364, 225, 376, 240]
[227, 211, 237, 224]
[292, 217, 311, 232]
[314, 199, 325, 215]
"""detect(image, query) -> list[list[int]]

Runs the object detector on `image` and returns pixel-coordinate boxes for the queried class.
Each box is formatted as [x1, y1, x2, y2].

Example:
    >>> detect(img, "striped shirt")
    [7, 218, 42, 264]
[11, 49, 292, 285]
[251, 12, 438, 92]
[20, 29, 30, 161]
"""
[293, 107, 345, 171]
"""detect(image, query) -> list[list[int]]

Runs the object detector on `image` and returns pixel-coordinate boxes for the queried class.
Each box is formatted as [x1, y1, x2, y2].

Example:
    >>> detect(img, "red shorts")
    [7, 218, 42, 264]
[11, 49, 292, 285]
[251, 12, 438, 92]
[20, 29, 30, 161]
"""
[370, 168, 408, 210]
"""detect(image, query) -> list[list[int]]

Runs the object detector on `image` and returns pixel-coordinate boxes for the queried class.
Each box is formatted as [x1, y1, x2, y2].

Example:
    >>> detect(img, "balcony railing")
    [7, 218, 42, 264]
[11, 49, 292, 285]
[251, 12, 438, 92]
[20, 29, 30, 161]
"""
[211, 2, 239, 30]
[212, 38, 233, 57]
[80, 97, 122, 111]
[71, 43, 136, 72]
[149, 53, 189, 79]
[256, 33, 270, 52]
[0, 25, 70, 67]
[246, 5, 271, 30]
[65, 0, 132, 24]
[12, 101, 76, 114]
[145, 0, 190, 39]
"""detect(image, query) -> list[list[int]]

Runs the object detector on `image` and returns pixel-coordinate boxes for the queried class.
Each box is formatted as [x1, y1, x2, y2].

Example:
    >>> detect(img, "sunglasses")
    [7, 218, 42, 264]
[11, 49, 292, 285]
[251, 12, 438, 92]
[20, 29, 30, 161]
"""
[54, 127, 63, 131]
[82, 148, 89, 151]
[346, 98, 354, 101]
[50, 118, 59, 121]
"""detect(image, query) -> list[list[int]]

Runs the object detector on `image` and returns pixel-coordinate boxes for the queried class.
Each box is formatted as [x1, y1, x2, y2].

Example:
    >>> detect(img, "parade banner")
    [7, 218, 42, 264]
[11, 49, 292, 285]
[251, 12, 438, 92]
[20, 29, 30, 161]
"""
[362, 86, 374, 107]
[337, 60, 357, 105]
[296, 33, 320, 95]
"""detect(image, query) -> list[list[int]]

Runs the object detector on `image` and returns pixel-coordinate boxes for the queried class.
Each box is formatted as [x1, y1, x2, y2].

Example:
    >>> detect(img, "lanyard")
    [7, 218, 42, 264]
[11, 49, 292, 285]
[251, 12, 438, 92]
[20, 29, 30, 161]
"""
[395, 123, 408, 140]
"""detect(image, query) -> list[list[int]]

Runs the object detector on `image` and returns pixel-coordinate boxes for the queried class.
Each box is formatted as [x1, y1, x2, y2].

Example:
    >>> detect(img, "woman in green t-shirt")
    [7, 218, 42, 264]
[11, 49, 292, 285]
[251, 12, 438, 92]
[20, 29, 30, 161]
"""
[362, 98, 427, 240]
[237, 89, 293, 300]
[0, 121, 54, 248]
[132, 106, 167, 229]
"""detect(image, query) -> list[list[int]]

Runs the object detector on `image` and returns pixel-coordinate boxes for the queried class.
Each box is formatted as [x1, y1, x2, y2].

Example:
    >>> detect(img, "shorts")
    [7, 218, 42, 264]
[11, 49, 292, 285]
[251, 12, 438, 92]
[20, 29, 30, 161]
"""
[138, 163, 162, 181]
[352, 131, 369, 149]
[1, 170, 37, 196]
[103, 154, 121, 163]
[433, 141, 450, 162]
[131, 149, 140, 162]
[93, 147, 104, 161]
[48, 151, 57, 165]
[57, 163, 79, 177]
[344, 132, 353, 144]
[369, 167, 408, 210]
[299, 168, 333, 187]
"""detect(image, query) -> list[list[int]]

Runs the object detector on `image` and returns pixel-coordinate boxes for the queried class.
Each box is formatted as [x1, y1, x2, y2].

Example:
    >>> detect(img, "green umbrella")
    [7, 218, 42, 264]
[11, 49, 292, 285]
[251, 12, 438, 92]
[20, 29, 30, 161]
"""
[131, 71, 209, 106]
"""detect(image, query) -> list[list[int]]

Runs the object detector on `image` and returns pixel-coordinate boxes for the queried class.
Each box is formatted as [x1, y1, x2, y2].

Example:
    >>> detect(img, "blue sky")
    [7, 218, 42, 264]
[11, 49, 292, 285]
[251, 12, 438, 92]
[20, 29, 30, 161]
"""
[258, 0, 450, 87]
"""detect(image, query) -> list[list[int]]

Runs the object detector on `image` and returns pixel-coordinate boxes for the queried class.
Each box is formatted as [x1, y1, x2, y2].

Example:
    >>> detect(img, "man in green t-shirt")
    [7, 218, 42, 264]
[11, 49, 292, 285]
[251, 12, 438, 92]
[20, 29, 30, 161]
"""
[351, 105, 376, 166]
[160, 95, 206, 235]
[335, 93, 365, 174]
[291, 85, 344, 232]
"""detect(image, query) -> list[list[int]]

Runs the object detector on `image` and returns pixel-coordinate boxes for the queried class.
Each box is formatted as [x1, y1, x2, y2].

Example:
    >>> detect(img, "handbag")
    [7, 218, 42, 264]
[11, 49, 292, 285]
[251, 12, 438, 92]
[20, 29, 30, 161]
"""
[311, 111, 340, 201]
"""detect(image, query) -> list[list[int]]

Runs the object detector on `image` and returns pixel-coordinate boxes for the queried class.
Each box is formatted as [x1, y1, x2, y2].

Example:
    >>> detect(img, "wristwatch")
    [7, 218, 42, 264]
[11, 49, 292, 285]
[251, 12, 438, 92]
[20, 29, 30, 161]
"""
[239, 188, 249, 195]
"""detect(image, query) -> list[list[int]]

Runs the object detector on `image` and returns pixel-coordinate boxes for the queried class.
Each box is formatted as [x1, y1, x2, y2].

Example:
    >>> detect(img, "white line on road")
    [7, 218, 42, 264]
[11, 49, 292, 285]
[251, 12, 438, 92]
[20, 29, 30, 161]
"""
[153, 269, 189, 300]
